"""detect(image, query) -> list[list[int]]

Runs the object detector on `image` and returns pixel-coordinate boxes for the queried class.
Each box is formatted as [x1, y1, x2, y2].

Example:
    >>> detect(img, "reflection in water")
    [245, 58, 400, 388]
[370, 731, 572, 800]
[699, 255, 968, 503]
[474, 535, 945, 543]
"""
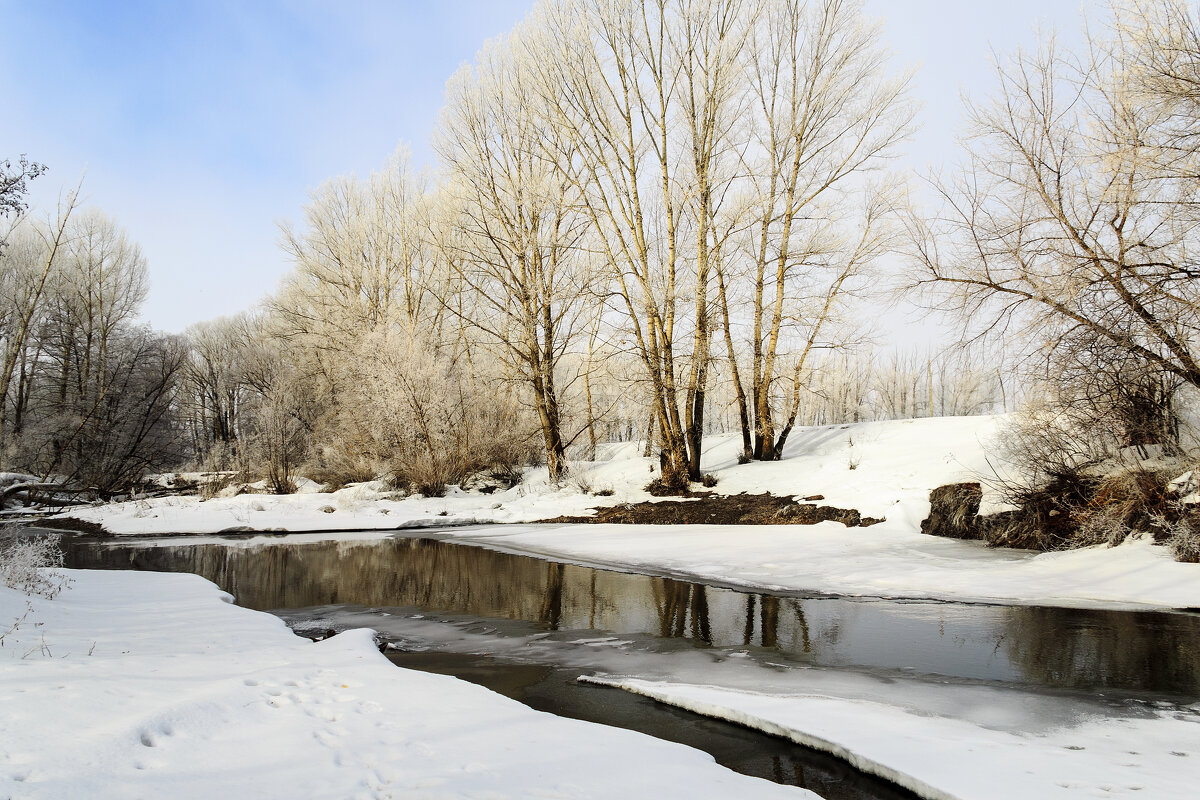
[66, 534, 1200, 695]
[1002, 606, 1200, 695]
[654, 581, 711, 642]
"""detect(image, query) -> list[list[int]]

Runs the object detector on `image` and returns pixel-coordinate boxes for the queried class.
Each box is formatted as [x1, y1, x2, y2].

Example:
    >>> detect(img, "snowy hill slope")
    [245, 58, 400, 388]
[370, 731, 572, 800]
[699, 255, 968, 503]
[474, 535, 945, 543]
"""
[64, 415, 1008, 535]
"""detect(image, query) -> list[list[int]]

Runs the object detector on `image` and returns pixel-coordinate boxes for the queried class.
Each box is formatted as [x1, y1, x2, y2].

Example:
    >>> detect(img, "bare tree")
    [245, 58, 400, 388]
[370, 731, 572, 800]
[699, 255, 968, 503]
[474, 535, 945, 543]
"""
[874, 346, 1004, 420]
[330, 326, 538, 494]
[904, 9, 1200, 437]
[437, 31, 595, 482]
[233, 321, 320, 493]
[43, 208, 149, 405]
[525, 0, 755, 485]
[183, 313, 256, 468]
[15, 210, 167, 488]
[0, 156, 45, 227]
[42, 327, 185, 492]
[276, 148, 440, 357]
[1118, 0, 1200, 180]
[269, 153, 460, 484]
[0, 190, 79, 440]
[730, 0, 914, 461]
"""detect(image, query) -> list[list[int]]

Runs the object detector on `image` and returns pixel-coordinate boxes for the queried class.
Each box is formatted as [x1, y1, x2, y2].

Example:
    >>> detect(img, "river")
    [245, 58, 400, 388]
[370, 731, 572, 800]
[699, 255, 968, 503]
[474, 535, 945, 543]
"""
[63, 529, 1200, 799]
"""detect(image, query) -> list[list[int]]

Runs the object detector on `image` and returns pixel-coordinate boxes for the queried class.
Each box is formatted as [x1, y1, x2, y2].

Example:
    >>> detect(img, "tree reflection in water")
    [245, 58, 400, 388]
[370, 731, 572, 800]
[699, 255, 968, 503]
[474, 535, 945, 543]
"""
[1001, 605, 1200, 694]
[66, 535, 1200, 694]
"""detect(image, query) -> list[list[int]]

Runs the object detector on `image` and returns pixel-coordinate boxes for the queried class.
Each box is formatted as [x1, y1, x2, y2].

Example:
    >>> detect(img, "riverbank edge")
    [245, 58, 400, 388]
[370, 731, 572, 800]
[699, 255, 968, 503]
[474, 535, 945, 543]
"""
[0, 567, 809, 800]
[40, 519, 1200, 613]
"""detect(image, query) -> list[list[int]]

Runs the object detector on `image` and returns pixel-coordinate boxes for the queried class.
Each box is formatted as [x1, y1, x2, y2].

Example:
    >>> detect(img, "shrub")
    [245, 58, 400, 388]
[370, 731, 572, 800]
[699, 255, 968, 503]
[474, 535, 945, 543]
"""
[0, 534, 68, 598]
[0, 534, 72, 650]
[198, 472, 239, 500]
[1073, 505, 1133, 548]
[1166, 516, 1200, 563]
[982, 401, 1199, 552]
[569, 468, 593, 494]
[305, 463, 374, 493]
[645, 475, 689, 496]
[323, 328, 540, 497]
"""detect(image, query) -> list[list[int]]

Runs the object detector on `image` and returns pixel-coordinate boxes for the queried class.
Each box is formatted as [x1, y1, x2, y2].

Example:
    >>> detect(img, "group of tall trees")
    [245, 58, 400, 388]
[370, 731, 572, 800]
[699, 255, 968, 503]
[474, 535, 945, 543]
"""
[166, 0, 916, 492]
[0, 189, 183, 492]
[432, 0, 915, 486]
[3, 0, 1198, 495]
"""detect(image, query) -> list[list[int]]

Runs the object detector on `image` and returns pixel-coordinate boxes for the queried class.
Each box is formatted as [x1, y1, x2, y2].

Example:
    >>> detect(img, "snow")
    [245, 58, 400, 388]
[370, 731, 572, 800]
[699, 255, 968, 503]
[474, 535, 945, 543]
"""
[55, 414, 1200, 610]
[13, 414, 1200, 797]
[585, 677, 1200, 800]
[63, 415, 1008, 535]
[0, 569, 809, 799]
[444, 524, 1200, 610]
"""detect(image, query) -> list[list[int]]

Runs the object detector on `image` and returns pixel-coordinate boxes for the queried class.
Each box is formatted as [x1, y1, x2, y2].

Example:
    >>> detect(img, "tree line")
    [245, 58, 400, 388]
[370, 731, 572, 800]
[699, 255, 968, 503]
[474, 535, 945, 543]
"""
[2, 0, 1197, 498]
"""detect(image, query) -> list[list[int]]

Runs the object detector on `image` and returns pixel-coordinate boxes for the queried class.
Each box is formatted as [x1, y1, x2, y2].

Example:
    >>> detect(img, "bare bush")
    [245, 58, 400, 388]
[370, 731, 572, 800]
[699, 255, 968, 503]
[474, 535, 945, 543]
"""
[1073, 504, 1136, 548]
[0, 533, 68, 598]
[985, 405, 1199, 554]
[0, 533, 71, 650]
[997, 399, 1120, 499]
[329, 327, 538, 496]
[1161, 515, 1200, 563]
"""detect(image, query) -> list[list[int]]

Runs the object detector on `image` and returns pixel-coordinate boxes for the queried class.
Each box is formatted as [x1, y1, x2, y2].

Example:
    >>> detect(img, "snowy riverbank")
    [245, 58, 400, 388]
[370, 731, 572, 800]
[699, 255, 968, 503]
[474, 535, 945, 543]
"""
[0, 568, 807, 799]
[53, 415, 1200, 611]
[5, 566, 1196, 800]
[62, 416, 1009, 535]
[442, 523, 1200, 610]
[13, 414, 1200, 798]
[585, 677, 1200, 800]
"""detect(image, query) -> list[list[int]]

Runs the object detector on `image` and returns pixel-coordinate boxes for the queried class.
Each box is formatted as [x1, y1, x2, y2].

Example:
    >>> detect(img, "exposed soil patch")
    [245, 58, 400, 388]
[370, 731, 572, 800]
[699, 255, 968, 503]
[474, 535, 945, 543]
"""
[542, 492, 883, 527]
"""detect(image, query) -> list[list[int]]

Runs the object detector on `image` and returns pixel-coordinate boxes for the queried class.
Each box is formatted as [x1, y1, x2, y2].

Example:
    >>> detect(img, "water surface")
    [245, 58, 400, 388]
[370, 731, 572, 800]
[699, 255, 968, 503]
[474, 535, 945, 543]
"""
[62, 530, 1200, 799]
[65, 533, 1200, 696]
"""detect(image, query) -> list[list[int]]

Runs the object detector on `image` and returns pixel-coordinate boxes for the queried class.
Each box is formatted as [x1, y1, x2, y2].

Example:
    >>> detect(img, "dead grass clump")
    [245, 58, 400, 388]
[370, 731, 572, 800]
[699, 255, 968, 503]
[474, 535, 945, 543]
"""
[969, 464, 1200, 560]
[1165, 516, 1200, 563]
[644, 474, 693, 497]
[303, 443, 380, 491]
[199, 473, 240, 500]
[1073, 504, 1135, 547]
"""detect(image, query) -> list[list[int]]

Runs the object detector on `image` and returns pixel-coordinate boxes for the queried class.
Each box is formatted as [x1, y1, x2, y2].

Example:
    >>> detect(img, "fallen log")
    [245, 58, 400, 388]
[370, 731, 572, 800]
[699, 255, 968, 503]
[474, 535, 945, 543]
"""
[0, 482, 96, 509]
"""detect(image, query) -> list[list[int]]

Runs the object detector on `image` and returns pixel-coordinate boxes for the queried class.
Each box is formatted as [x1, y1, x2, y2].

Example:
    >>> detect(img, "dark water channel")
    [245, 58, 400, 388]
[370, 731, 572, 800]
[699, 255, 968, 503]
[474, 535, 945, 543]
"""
[64, 531, 1200, 799]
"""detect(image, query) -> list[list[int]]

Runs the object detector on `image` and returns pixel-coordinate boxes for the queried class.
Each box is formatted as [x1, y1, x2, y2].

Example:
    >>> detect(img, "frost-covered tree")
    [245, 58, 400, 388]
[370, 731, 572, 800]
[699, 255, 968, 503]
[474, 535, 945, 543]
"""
[437, 29, 596, 482]
[183, 313, 257, 468]
[904, 0, 1200, 448]
[732, 0, 914, 460]
[0, 156, 45, 226]
[520, 0, 757, 485]
[0, 191, 78, 439]
[2, 206, 184, 491]
[276, 148, 444, 357]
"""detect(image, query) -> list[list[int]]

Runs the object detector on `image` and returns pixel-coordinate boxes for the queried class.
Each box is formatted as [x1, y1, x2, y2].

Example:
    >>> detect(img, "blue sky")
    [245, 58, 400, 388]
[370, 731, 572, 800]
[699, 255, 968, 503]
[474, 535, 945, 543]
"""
[1, 0, 1085, 333]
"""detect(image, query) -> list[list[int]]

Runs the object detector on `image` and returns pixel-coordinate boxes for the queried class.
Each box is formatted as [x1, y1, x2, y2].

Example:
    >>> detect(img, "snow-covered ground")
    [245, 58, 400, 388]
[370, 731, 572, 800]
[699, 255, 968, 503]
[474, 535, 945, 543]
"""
[55, 415, 1200, 610]
[443, 523, 1199, 610]
[64, 415, 1008, 535]
[0, 568, 808, 800]
[11, 414, 1200, 799]
[585, 677, 1200, 800]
